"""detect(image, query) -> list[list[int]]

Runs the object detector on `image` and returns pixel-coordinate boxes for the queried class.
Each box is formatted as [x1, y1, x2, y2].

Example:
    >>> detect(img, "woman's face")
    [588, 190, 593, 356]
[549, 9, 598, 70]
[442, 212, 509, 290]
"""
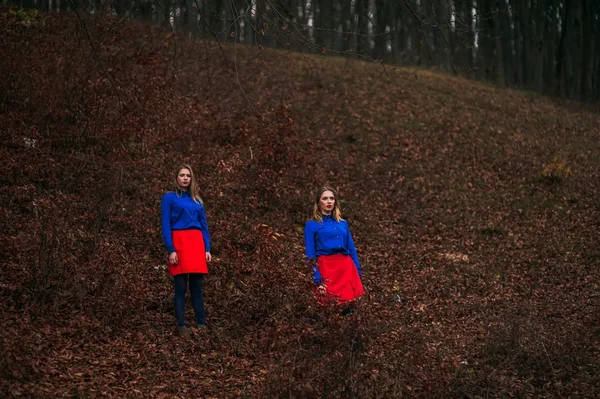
[177, 168, 191, 190]
[319, 190, 335, 215]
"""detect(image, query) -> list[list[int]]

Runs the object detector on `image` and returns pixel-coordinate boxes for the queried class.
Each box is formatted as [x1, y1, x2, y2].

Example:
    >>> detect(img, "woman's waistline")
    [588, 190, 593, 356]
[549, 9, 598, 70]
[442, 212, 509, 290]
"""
[317, 254, 350, 259]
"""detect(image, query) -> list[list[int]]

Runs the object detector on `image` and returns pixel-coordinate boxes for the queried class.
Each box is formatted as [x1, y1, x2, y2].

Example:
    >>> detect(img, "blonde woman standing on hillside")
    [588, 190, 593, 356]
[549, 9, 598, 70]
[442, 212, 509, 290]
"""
[161, 164, 212, 336]
[304, 187, 364, 305]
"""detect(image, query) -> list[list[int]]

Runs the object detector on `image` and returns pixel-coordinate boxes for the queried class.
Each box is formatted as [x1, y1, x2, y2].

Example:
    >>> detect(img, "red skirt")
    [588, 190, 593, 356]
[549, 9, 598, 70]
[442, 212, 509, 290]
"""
[315, 254, 364, 304]
[169, 230, 208, 276]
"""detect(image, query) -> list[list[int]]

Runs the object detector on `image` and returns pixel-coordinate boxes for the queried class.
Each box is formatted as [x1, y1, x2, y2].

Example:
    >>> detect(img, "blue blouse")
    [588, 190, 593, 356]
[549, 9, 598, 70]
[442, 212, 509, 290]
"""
[304, 215, 361, 284]
[161, 191, 211, 254]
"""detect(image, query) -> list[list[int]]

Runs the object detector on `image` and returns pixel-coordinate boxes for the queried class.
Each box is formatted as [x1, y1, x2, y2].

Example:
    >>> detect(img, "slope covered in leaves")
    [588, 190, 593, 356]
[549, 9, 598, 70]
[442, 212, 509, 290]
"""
[1, 8, 599, 398]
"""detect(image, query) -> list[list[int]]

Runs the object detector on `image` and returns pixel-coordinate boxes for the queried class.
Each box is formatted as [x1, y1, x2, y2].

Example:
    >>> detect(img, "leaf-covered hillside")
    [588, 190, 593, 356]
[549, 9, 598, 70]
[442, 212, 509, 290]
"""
[1, 8, 599, 398]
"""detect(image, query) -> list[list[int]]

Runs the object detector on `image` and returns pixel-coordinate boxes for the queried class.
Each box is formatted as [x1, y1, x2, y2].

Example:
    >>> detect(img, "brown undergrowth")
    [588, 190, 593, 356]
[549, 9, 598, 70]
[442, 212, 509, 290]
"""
[1, 7, 599, 398]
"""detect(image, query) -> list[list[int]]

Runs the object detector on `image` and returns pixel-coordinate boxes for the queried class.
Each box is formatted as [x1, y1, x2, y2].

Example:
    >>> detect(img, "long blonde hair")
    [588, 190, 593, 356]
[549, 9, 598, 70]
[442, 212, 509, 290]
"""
[173, 163, 203, 204]
[312, 186, 342, 223]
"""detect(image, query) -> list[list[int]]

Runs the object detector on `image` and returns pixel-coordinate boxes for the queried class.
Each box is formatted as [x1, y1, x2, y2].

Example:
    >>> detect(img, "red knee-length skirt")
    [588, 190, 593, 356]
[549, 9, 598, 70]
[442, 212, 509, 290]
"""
[315, 254, 364, 303]
[169, 230, 208, 276]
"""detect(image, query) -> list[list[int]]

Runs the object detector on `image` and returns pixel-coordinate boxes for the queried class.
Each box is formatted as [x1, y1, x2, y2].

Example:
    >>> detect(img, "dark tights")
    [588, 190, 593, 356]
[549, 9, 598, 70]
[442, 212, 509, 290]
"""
[173, 273, 205, 327]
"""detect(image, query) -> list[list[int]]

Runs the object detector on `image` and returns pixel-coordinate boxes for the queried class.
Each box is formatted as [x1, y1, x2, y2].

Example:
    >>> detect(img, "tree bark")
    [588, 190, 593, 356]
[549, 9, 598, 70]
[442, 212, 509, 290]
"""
[580, 0, 593, 100]
[355, 0, 369, 55]
[477, 0, 493, 80]
[389, 0, 401, 63]
[556, 0, 568, 96]
[339, 0, 353, 52]
[374, 0, 386, 61]
[570, 1, 582, 98]
[492, 0, 505, 86]
[594, 4, 600, 100]
[544, 0, 559, 92]
[434, 0, 451, 70]
[255, 0, 266, 45]
[533, 0, 545, 93]
[519, 0, 534, 87]
[498, 0, 514, 85]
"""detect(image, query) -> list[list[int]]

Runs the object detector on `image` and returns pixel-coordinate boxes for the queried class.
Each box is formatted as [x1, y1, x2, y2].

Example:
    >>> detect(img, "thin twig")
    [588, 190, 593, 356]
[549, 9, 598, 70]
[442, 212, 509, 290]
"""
[229, 0, 259, 114]
[68, 0, 137, 110]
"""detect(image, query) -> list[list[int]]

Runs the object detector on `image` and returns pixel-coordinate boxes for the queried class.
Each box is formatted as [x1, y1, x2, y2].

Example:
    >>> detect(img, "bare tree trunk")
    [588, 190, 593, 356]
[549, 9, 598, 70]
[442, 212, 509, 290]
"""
[533, 0, 545, 93]
[556, 0, 568, 96]
[206, 0, 223, 37]
[410, 0, 423, 65]
[255, 0, 266, 45]
[321, 0, 337, 51]
[450, 0, 471, 70]
[498, 0, 514, 85]
[401, 1, 413, 62]
[570, 1, 582, 98]
[314, 0, 326, 48]
[517, 0, 533, 88]
[355, 0, 369, 55]
[492, 0, 505, 86]
[313, 0, 337, 50]
[594, 5, 600, 100]
[477, 0, 493, 80]
[512, 3, 523, 84]
[544, 0, 559, 92]
[374, 0, 387, 61]
[242, 0, 254, 44]
[580, 0, 593, 100]
[434, 0, 451, 71]
[389, 0, 401, 63]
[339, 0, 353, 52]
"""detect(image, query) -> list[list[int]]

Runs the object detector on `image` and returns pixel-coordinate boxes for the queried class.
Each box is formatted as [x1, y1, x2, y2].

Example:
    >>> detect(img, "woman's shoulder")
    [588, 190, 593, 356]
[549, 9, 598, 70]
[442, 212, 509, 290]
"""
[304, 219, 320, 228]
[162, 191, 178, 200]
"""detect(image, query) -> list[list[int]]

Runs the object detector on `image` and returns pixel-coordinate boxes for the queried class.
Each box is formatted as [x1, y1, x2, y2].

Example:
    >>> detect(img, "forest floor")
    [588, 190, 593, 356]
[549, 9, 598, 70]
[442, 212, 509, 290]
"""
[1, 7, 599, 398]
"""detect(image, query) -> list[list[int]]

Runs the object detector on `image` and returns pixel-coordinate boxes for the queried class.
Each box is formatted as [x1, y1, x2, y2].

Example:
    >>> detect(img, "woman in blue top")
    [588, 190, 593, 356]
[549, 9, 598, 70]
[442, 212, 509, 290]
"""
[304, 186, 364, 303]
[161, 164, 212, 335]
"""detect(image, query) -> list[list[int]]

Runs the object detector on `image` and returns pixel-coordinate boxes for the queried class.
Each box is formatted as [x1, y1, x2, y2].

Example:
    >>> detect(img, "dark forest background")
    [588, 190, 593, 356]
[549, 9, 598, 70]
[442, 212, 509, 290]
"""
[8, 0, 600, 102]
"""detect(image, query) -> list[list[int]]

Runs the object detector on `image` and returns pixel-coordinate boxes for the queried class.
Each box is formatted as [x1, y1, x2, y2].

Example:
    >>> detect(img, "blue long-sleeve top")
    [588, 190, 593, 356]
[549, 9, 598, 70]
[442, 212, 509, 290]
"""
[304, 215, 361, 284]
[161, 191, 211, 254]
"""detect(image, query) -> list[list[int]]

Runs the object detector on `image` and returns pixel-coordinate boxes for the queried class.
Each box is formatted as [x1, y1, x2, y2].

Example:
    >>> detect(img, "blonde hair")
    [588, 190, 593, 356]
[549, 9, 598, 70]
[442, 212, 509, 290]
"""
[312, 186, 342, 223]
[173, 163, 203, 204]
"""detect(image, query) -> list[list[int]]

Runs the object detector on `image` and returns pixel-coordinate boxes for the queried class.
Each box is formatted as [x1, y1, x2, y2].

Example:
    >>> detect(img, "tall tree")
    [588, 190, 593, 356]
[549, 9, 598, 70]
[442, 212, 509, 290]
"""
[594, 3, 600, 100]
[389, 0, 402, 63]
[477, 0, 494, 80]
[580, 0, 593, 100]
[374, 0, 388, 61]
[517, 0, 533, 87]
[355, 0, 369, 55]
[544, 0, 560, 90]
[570, 0, 582, 98]
[255, 0, 266, 45]
[433, 0, 451, 70]
[533, 0, 546, 93]
[339, 0, 354, 52]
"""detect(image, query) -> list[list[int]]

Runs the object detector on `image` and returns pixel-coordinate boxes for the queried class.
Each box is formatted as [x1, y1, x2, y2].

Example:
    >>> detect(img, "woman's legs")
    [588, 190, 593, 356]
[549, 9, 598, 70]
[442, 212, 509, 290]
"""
[173, 274, 188, 327]
[188, 273, 206, 326]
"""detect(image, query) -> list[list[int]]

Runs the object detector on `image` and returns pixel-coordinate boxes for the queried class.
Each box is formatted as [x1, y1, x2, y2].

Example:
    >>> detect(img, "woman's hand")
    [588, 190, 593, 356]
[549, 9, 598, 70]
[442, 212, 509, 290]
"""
[168, 252, 178, 265]
[206, 252, 212, 262]
[316, 284, 327, 294]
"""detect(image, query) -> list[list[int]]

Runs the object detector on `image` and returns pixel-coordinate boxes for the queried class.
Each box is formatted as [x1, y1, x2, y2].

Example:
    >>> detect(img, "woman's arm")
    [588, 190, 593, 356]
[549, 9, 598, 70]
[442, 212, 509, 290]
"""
[198, 206, 211, 253]
[346, 223, 362, 278]
[160, 194, 176, 254]
[304, 222, 323, 284]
